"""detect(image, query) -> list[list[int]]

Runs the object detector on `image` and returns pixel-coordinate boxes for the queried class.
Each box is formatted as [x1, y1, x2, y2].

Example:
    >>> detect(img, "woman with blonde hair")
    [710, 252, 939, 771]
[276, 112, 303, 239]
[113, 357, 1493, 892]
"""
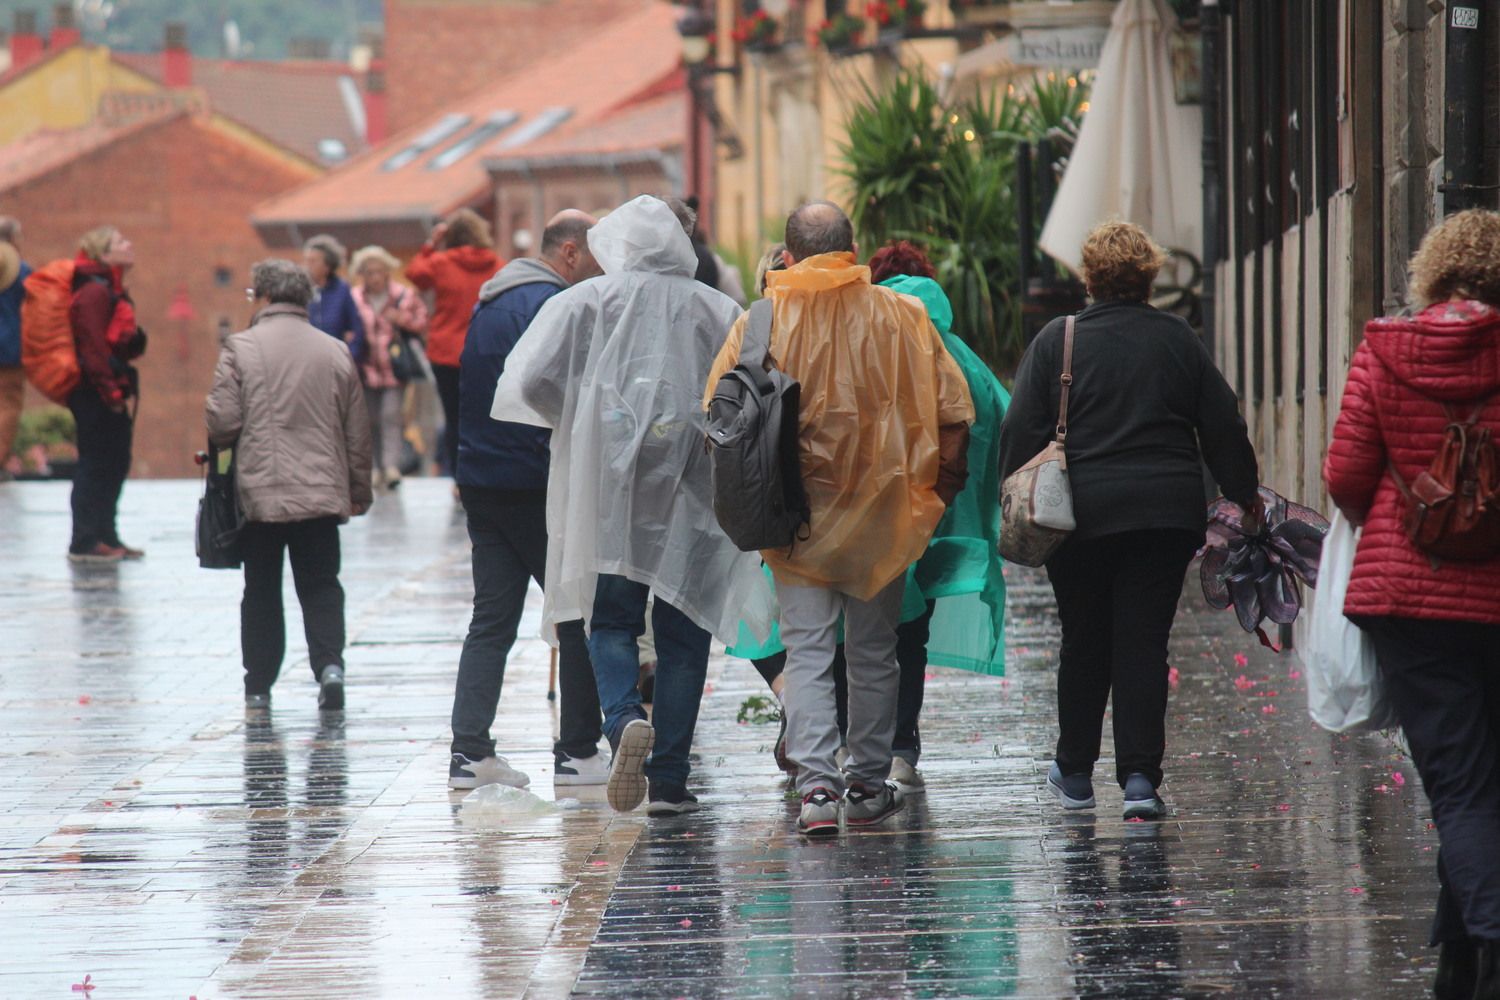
[67, 225, 148, 563]
[351, 245, 428, 488]
[406, 208, 502, 477]
[1325, 208, 1500, 1000]
[999, 220, 1259, 820]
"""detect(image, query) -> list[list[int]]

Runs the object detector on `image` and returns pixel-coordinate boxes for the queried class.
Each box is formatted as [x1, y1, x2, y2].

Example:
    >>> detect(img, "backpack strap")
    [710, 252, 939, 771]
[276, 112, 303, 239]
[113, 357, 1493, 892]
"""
[740, 299, 774, 372]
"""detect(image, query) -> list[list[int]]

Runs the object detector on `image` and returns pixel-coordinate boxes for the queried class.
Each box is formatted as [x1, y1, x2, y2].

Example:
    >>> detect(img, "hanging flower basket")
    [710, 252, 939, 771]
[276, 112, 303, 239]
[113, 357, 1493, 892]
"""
[733, 10, 780, 51]
[815, 13, 865, 53]
[866, 0, 926, 33]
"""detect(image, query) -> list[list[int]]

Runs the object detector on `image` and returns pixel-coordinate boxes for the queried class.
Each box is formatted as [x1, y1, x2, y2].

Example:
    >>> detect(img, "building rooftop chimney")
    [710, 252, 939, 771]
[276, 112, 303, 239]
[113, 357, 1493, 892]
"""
[11, 9, 43, 69]
[163, 22, 191, 87]
[49, 2, 79, 50]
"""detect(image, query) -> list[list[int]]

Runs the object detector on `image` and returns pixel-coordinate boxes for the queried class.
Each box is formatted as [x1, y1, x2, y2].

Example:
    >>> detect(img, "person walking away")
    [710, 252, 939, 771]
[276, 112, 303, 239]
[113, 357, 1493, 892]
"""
[998, 221, 1259, 821]
[493, 195, 772, 816]
[67, 226, 148, 563]
[350, 245, 428, 489]
[1324, 208, 1500, 1000]
[448, 210, 607, 791]
[0, 217, 30, 478]
[206, 259, 373, 711]
[406, 209, 503, 478]
[706, 202, 974, 836]
[302, 235, 366, 362]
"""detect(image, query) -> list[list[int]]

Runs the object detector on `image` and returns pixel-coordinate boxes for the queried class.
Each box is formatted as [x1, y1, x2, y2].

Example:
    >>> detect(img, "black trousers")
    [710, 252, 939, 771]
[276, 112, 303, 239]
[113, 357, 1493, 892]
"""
[1356, 615, 1500, 944]
[750, 601, 934, 761]
[1045, 529, 1200, 789]
[452, 485, 602, 761]
[240, 517, 345, 696]
[433, 363, 460, 477]
[66, 387, 133, 552]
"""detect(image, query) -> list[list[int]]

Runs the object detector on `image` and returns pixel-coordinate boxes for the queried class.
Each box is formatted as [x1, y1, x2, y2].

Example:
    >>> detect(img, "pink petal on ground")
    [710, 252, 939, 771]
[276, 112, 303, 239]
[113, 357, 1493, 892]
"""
[678, 918, 694, 929]
[668, 885, 681, 891]
[1288, 670, 1302, 680]
[1261, 704, 1277, 714]
[1172, 899, 1188, 907]
[1126, 817, 1145, 823]
[1234, 675, 1255, 691]
[1234, 653, 1249, 668]
[589, 861, 608, 867]
[77, 695, 91, 705]
[924, 672, 938, 681]
[1348, 887, 1364, 895]
[1276, 803, 1291, 812]
[1375, 784, 1389, 793]
[550, 899, 561, 906]
[1392, 772, 1406, 787]
[1168, 667, 1181, 687]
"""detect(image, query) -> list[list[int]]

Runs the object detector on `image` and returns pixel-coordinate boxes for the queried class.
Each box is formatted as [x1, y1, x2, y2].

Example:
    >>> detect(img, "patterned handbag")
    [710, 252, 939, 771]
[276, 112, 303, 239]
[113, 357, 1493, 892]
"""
[999, 315, 1077, 567]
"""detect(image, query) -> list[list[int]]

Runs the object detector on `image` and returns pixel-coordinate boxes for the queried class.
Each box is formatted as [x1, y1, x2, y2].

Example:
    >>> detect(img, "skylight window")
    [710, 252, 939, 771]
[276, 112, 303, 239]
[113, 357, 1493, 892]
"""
[381, 112, 473, 171]
[427, 111, 520, 170]
[497, 107, 574, 150]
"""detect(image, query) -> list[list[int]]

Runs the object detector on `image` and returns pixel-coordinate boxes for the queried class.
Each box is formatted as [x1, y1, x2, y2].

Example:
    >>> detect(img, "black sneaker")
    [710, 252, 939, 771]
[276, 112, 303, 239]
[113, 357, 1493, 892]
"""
[645, 781, 700, 816]
[317, 666, 345, 711]
[1435, 940, 1478, 1000]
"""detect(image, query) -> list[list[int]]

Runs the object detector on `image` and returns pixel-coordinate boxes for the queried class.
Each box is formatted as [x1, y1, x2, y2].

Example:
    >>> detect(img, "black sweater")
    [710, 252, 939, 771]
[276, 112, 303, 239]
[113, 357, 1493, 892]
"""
[998, 300, 1259, 542]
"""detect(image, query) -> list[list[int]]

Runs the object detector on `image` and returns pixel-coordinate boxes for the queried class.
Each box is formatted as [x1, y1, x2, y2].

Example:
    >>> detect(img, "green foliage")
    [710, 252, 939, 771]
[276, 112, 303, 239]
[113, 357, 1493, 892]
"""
[837, 71, 1090, 373]
[736, 694, 781, 726]
[12, 405, 75, 454]
[0, 1, 383, 59]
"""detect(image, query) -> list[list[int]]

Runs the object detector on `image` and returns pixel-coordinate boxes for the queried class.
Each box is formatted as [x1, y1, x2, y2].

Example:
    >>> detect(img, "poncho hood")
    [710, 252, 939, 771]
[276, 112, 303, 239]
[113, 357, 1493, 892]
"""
[588, 195, 697, 278]
[880, 274, 954, 335]
[767, 251, 868, 292]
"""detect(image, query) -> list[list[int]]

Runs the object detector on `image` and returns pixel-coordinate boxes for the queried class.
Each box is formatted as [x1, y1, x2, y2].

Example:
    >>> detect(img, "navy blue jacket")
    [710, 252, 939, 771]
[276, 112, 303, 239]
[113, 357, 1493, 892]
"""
[307, 276, 366, 362]
[456, 259, 567, 490]
[0, 261, 31, 367]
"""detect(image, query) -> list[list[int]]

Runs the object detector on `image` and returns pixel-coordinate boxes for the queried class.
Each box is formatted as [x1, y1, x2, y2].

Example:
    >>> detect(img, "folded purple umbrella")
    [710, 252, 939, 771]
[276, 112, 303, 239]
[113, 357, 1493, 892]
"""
[1201, 487, 1329, 650]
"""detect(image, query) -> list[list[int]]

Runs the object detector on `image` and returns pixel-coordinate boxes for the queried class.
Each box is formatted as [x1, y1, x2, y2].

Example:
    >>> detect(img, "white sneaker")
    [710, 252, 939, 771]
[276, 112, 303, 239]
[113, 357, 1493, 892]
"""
[889, 756, 926, 793]
[554, 752, 608, 786]
[449, 753, 531, 790]
[384, 466, 402, 488]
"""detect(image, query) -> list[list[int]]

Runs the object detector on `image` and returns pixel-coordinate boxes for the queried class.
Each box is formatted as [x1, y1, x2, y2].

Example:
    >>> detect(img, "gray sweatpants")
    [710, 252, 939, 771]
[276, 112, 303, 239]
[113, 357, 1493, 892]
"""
[364, 385, 404, 473]
[778, 575, 905, 795]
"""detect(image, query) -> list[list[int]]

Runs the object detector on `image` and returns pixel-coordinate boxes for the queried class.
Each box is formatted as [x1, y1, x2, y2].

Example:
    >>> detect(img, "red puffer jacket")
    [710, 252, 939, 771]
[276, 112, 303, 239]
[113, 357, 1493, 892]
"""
[1324, 300, 1500, 624]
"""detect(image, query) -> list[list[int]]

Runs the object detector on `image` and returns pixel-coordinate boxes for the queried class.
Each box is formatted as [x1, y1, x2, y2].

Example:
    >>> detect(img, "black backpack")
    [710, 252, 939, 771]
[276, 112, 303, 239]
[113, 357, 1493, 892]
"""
[706, 300, 811, 551]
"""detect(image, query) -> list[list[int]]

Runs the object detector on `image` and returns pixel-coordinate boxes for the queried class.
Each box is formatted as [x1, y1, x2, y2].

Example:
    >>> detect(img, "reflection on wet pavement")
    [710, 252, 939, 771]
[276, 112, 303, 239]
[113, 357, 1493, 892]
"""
[0, 480, 1437, 997]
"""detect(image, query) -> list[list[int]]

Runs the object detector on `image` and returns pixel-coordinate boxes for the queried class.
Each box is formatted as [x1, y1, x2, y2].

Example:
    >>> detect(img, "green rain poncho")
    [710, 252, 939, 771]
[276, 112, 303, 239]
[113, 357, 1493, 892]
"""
[728, 275, 1009, 675]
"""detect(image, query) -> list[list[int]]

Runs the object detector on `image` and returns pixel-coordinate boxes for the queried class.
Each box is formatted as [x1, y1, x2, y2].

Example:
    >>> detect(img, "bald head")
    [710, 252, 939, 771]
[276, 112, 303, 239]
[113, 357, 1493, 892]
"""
[785, 201, 854, 262]
[540, 209, 601, 284]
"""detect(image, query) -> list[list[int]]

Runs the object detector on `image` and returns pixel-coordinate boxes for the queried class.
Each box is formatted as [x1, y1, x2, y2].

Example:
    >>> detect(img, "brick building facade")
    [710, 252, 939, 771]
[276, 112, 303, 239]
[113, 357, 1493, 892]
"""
[0, 107, 315, 477]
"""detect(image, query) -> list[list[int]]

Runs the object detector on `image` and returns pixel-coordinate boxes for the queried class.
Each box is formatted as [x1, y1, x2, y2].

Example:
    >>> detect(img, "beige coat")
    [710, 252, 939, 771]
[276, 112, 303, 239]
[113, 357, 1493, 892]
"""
[206, 303, 373, 523]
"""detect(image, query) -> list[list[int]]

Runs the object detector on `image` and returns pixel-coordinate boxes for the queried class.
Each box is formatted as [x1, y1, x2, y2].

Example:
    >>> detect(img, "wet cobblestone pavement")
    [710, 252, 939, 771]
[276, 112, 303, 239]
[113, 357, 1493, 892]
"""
[0, 480, 1437, 998]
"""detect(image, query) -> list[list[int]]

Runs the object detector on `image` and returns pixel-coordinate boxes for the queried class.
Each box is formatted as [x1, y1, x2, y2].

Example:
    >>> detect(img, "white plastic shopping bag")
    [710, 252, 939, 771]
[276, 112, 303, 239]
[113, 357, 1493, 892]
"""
[1303, 511, 1398, 732]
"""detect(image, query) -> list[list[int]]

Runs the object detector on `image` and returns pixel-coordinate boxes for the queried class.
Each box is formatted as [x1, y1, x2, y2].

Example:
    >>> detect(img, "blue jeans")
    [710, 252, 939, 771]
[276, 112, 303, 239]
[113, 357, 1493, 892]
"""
[588, 574, 710, 788]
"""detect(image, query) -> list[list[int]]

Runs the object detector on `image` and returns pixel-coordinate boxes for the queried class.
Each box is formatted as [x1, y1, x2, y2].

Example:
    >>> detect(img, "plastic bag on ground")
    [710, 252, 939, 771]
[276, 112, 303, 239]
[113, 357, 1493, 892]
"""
[1303, 511, 1398, 732]
[458, 783, 559, 829]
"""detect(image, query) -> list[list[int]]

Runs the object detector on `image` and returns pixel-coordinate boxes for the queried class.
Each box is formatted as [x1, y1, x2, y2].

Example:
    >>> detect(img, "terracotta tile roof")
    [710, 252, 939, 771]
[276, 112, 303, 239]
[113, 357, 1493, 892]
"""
[484, 91, 686, 170]
[114, 53, 368, 164]
[252, 2, 684, 234]
[0, 104, 186, 193]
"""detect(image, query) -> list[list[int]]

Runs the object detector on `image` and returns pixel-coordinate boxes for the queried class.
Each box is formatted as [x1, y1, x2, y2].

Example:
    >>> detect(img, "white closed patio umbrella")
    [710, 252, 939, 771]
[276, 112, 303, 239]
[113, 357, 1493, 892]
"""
[1038, 0, 1200, 271]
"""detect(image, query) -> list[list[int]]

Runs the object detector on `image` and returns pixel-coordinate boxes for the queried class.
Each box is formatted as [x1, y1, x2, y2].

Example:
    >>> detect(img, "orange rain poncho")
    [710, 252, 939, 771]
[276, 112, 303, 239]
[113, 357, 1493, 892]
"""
[704, 252, 974, 599]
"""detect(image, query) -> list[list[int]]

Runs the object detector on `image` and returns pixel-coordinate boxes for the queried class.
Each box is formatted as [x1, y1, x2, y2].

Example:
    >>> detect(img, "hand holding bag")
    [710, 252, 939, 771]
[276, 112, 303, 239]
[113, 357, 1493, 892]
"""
[999, 315, 1077, 567]
[1304, 511, 1396, 732]
[196, 442, 244, 569]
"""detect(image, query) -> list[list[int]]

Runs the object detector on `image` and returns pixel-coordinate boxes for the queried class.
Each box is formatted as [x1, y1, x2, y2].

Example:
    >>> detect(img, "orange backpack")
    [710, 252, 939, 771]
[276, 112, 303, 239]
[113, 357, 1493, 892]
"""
[21, 259, 80, 404]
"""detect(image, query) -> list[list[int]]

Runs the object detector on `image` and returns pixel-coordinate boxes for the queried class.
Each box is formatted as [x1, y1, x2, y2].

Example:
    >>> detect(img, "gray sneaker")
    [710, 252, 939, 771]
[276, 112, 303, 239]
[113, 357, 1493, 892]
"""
[889, 756, 926, 793]
[1123, 773, 1166, 820]
[607, 719, 653, 812]
[1046, 762, 1095, 810]
[844, 780, 903, 828]
[317, 666, 345, 711]
[797, 786, 841, 836]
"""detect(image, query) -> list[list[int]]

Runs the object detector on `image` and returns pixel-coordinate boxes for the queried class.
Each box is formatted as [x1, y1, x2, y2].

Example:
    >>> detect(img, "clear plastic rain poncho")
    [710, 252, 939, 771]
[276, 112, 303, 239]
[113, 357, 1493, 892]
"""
[704, 253, 974, 601]
[491, 195, 774, 644]
[726, 275, 1009, 675]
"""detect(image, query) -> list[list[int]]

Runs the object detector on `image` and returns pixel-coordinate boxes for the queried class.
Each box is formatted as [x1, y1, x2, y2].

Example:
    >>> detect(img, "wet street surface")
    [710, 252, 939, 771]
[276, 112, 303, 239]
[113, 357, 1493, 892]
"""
[0, 479, 1437, 998]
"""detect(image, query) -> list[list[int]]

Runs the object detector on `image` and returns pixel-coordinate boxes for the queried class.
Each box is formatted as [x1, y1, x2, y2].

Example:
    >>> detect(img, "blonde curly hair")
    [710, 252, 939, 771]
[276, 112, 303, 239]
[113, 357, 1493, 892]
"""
[1409, 209, 1500, 307]
[1080, 221, 1167, 303]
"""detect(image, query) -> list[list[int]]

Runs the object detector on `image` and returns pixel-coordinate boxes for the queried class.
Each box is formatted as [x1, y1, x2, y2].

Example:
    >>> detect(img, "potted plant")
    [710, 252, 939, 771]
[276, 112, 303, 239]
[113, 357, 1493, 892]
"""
[866, 0, 926, 33]
[815, 12, 865, 53]
[733, 9, 780, 51]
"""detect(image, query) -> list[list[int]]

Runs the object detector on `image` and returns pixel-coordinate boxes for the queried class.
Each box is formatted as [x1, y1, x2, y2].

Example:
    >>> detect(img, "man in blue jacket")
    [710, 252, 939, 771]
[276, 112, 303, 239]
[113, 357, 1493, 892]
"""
[448, 209, 604, 790]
